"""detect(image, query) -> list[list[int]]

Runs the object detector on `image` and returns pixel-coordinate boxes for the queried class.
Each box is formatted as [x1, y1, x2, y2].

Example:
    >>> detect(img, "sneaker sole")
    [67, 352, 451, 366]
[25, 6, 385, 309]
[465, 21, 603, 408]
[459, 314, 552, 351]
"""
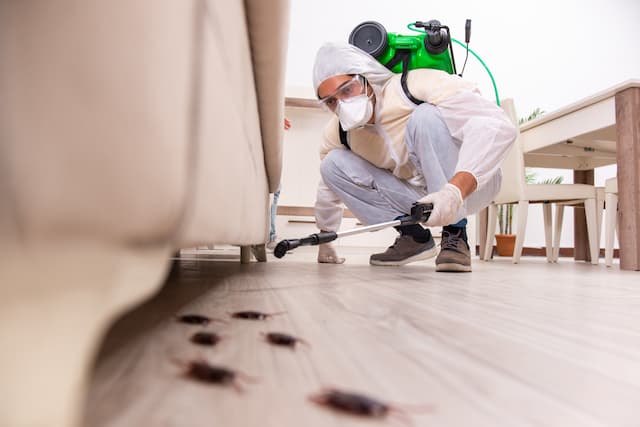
[435, 262, 472, 272]
[370, 246, 438, 266]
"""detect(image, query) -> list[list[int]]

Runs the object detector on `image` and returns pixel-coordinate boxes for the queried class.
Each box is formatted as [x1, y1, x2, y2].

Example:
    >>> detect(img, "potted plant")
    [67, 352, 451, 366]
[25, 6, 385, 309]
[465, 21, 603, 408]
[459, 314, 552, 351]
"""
[494, 171, 534, 256]
[495, 210, 515, 256]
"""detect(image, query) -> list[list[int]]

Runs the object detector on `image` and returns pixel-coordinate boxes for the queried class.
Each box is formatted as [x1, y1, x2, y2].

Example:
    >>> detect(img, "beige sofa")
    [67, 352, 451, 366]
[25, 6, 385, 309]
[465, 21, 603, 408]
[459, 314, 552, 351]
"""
[0, 1, 289, 426]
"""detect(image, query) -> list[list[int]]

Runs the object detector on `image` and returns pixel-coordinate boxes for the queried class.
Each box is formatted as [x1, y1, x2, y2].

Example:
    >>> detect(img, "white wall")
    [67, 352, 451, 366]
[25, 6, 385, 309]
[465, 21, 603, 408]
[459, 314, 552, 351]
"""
[286, 0, 640, 114]
[279, 107, 327, 208]
[281, 0, 639, 249]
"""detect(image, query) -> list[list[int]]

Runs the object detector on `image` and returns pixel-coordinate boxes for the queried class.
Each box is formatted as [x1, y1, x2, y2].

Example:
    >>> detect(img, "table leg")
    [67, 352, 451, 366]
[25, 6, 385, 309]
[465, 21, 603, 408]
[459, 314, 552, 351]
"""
[615, 87, 640, 271]
[573, 170, 594, 262]
[477, 208, 488, 259]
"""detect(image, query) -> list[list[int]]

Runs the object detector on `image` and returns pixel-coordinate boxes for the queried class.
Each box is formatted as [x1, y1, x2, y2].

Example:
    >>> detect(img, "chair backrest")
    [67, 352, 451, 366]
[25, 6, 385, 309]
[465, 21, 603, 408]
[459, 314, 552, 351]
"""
[492, 98, 526, 204]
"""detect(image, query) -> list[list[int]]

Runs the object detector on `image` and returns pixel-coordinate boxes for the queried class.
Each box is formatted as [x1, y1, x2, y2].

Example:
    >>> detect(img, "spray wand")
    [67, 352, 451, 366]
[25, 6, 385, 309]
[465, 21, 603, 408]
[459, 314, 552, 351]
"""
[273, 203, 433, 259]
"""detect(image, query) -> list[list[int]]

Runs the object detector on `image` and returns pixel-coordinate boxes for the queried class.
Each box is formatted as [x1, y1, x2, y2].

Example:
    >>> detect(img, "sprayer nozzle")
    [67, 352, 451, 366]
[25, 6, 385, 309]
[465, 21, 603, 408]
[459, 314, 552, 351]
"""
[274, 241, 289, 258]
[274, 239, 303, 258]
[465, 19, 472, 44]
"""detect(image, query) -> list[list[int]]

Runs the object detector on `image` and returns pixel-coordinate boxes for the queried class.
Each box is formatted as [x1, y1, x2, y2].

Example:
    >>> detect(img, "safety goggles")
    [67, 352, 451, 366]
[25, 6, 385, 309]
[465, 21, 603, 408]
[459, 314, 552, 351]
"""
[318, 75, 366, 111]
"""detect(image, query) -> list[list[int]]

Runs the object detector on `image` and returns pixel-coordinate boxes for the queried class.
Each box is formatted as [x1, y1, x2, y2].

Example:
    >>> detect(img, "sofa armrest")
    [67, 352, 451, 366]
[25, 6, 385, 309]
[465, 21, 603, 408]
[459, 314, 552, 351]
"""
[245, 0, 290, 193]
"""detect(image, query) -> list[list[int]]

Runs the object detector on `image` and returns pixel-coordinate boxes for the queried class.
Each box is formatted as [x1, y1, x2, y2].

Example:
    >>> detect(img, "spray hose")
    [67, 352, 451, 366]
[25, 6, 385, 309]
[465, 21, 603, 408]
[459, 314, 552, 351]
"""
[407, 23, 501, 106]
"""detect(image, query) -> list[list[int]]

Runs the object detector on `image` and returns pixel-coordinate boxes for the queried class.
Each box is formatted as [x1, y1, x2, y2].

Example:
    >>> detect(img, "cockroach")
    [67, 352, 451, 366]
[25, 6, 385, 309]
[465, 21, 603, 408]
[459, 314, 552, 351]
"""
[176, 313, 226, 326]
[229, 310, 286, 320]
[190, 331, 222, 347]
[176, 314, 212, 325]
[261, 332, 310, 349]
[309, 388, 433, 426]
[175, 359, 257, 393]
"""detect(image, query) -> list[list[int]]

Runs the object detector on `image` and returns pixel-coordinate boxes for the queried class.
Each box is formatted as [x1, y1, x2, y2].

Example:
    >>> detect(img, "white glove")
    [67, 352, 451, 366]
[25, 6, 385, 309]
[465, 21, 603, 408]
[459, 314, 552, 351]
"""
[419, 183, 464, 227]
[317, 242, 345, 264]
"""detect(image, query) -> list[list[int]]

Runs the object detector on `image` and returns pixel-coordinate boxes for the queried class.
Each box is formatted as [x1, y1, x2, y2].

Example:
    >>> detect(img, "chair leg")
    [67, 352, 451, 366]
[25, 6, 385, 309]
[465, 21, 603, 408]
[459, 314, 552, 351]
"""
[542, 203, 553, 262]
[483, 204, 498, 261]
[513, 201, 528, 264]
[596, 191, 605, 249]
[584, 198, 599, 265]
[552, 205, 565, 262]
[604, 192, 618, 267]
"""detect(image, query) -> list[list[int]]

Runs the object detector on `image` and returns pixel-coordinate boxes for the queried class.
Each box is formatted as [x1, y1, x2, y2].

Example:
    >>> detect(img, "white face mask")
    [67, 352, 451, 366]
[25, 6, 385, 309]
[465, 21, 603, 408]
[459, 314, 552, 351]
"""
[337, 94, 373, 130]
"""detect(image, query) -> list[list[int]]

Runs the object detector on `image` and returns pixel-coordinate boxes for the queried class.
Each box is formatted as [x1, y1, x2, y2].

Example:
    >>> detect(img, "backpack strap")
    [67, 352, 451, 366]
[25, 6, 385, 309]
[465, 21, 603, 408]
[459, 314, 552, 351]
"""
[338, 123, 350, 150]
[383, 49, 424, 106]
[399, 54, 424, 106]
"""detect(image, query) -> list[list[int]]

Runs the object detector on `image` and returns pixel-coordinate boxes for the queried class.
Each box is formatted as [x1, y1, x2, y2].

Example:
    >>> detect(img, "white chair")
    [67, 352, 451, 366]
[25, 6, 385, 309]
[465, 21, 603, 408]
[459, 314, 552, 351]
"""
[551, 179, 619, 265]
[604, 177, 619, 266]
[482, 99, 600, 264]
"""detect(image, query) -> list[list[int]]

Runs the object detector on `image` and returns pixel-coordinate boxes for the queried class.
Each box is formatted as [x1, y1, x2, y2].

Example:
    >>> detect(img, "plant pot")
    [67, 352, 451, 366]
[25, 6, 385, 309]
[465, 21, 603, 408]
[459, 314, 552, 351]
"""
[495, 234, 516, 257]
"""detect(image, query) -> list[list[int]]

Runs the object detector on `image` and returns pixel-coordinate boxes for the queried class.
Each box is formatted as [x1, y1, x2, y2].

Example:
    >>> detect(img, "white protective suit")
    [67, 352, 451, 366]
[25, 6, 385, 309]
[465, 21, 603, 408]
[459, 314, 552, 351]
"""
[313, 42, 516, 232]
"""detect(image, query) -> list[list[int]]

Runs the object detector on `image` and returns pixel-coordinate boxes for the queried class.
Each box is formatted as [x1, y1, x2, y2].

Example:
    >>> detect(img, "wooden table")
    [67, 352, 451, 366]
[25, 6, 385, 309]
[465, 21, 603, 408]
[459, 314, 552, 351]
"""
[519, 80, 640, 271]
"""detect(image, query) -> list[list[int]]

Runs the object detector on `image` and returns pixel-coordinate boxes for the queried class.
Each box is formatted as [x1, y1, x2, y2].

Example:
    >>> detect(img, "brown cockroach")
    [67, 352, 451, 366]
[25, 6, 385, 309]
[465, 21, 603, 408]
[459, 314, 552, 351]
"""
[261, 332, 310, 350]
[229, 310, 286, 320]
[190, 331, 222, 347]
[175, 359, 257, 393]
[309, 388, 432, 426]
[175, 313, 227, 326]
[176, 314, 212, 325]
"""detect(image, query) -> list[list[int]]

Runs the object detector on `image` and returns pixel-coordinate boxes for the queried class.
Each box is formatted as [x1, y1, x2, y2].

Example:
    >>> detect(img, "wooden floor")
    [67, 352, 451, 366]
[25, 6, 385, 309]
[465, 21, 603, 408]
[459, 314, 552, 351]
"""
[83, 247, 640, 427]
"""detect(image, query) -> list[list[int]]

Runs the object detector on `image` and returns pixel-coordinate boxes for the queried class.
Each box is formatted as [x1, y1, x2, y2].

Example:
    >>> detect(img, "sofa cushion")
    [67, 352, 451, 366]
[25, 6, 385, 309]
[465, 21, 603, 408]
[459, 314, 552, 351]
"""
[0, 1, 195, 242]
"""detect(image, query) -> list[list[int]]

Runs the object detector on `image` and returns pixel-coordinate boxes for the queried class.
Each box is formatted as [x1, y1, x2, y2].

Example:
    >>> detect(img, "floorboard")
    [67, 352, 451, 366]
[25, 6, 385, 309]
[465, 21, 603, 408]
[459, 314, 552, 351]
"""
[83, 248, 640, 427]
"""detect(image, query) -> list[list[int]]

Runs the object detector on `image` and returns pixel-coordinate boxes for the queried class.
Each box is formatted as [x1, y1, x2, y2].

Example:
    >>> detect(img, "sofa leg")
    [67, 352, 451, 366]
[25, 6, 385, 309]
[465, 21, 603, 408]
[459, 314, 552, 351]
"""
[240, 245, 251, 263]
[240, 244, 267, 263]
[252, 244, 267, 262]
[0, 242, 172, 427]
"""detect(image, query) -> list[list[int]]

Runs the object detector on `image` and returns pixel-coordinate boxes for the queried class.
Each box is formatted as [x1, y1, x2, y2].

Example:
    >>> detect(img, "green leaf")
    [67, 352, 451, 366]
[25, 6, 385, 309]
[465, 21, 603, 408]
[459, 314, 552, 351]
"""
[540, 176, 564, 184]
[518, 107, 545, 125]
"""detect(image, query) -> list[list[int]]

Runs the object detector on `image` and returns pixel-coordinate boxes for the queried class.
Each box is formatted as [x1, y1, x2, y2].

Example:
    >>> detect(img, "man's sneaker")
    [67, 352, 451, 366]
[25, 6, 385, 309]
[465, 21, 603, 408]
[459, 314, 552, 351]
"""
[370, 234, 437, 266]
[266, 238, 278, 251]
[435, 227, 472, 272]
